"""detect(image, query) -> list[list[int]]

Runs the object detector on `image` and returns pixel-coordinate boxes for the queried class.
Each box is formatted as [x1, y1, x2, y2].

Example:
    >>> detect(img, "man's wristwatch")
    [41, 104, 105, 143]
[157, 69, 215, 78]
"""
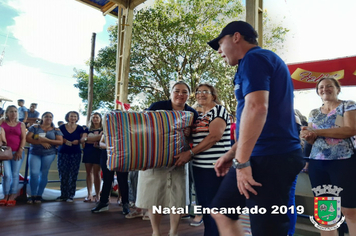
[232, 159, 250, 169]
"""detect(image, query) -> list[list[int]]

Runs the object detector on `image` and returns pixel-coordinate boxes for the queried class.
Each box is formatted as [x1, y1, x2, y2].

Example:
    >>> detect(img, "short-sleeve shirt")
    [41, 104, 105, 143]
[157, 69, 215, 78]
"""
[28, 110, 40, 118]
[147, 100, 199, 122]
[308, 100, 356, 160]
[18, 106, 28, 120]
[28, 125, 63, 156]
[192, 105, 231, 168]
[58, 124, 85, 154]
[234, 46, 300, 156]
[85, 128, 103, 138]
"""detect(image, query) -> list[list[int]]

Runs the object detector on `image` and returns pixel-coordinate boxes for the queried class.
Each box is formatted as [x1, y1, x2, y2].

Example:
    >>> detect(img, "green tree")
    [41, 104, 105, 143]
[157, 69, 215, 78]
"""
[74, 0, 289, 115]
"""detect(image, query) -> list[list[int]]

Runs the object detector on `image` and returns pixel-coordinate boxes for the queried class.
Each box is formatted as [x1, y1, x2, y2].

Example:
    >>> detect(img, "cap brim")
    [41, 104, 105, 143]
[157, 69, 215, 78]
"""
[207, 36, 222, 51]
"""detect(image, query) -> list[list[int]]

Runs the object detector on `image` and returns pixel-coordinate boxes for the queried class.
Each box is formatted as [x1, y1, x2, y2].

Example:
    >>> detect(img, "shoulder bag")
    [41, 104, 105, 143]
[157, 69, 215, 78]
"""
[0, 145, 13, 160]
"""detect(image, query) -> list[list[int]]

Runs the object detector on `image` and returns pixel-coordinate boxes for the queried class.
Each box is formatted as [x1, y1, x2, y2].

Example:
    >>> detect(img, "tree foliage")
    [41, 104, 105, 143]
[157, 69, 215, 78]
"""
[74, 0, 289, 114]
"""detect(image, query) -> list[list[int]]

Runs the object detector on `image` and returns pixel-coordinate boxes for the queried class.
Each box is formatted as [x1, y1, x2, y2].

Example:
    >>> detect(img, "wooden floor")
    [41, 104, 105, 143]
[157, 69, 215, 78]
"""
[0, 197, 204, 236]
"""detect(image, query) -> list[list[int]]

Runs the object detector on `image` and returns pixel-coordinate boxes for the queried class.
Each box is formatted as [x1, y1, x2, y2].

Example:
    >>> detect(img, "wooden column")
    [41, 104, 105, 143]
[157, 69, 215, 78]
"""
[246, 0, 263, 47]
[87, 32, 96, 124]
[114, 7, 134, 109]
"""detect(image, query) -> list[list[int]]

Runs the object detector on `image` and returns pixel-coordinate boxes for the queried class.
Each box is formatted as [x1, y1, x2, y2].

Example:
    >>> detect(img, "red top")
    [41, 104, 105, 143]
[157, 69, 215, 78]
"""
[230, 123, 236, 141]
[0, 122, 22, 151]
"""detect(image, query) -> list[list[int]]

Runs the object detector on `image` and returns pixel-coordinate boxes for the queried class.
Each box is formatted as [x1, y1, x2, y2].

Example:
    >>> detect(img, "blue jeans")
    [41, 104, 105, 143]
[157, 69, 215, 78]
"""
[29, 153, 56, 196]
[2, 151, 25, 195]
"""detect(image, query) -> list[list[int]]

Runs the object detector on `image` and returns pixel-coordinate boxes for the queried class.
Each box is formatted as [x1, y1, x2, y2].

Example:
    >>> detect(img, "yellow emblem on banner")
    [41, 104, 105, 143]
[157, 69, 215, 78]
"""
[291, 68, 344, 83]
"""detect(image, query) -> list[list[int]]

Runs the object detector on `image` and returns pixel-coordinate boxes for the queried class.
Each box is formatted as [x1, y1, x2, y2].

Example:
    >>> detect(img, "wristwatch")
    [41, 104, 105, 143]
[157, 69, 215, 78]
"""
[84, 137, 88, 142]
[189, 149, 195, 157]
[232, 159, 250, 169]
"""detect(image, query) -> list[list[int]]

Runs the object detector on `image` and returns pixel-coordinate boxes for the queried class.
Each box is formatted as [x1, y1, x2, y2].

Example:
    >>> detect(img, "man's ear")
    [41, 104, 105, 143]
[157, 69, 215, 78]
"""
[233, 32, 241, 43]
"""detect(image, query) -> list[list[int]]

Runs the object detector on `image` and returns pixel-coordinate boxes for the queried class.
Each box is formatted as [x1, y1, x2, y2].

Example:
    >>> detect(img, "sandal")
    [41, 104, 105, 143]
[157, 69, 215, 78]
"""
[34, 196, 42, 204]
[190, 219, 203, 227]
[0, 199, 7, 206]
[27, 197, 34, 204]
[83, 197, 92, 203]
[125, 210, 144, 219]
[142, 212, 150, 221]
[6, 200, 16, 206]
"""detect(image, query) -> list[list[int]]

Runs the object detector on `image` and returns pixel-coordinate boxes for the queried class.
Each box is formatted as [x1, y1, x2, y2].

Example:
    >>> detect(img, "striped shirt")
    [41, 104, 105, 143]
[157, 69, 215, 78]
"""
[192, 105, 231, 168]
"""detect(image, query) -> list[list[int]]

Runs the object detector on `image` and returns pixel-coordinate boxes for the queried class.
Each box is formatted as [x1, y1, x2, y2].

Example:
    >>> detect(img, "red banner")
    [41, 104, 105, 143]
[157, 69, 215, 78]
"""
[287, 56, 356, 90]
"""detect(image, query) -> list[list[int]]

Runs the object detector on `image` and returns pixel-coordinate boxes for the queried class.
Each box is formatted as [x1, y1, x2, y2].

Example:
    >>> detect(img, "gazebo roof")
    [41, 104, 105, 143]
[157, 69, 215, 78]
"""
[75, 0, 146, 16]
[0, 95, 12, 102]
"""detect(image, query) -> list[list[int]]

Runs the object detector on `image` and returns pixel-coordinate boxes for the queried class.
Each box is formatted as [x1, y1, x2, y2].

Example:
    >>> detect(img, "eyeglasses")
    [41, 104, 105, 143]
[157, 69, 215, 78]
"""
[196, 90, 212, 95]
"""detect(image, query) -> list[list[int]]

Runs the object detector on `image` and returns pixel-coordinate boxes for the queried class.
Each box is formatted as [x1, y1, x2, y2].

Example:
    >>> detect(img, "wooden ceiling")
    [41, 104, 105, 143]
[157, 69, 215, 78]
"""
[75, 0, 146, 17]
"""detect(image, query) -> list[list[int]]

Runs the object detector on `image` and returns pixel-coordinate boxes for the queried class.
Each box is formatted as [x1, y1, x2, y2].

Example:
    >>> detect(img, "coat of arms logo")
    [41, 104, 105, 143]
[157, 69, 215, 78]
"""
[309, 185, 345, 231]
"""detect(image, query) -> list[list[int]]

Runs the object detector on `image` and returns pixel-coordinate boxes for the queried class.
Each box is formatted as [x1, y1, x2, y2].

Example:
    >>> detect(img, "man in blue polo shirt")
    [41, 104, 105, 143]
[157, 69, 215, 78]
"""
[209, 21, 304, 236]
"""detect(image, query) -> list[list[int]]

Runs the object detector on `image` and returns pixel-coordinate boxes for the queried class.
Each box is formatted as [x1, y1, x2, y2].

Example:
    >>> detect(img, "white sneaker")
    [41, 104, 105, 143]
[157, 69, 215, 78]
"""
[66, 198, 74, 202]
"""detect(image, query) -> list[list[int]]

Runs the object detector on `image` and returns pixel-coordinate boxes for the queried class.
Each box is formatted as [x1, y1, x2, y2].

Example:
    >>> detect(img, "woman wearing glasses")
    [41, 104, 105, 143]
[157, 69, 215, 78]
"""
[26, 112, 63, 203]
[136, 81, 198, 236]
[175, 84, 231, 236]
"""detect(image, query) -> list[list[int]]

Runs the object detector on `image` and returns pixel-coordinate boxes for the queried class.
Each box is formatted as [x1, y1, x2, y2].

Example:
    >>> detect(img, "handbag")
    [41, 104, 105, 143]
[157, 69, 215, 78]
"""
[0, 146, 13, 160]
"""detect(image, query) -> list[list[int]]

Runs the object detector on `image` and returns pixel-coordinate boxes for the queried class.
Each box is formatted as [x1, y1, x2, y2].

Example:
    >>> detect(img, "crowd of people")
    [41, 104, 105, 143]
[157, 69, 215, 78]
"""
[1, 20, 356, 236]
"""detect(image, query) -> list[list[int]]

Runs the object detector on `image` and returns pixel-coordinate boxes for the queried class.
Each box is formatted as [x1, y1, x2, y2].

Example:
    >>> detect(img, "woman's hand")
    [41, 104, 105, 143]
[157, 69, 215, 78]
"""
[301, 162, 309, 173]
[38, 136, 48, 143]
[214, 153, 234, 177]
[174, 151, 191, 167]
[183, 127, 191, 137]
[15, 150, 23, 160]
[38, 136, 51, 149]
[72, 140, 79, 145]
[301, 126, 317, 144]
[41, 143, 52, 149]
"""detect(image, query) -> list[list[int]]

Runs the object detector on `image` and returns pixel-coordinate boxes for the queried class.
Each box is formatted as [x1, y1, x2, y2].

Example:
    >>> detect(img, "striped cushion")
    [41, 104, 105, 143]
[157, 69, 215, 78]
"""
[103, 110, 194, 171]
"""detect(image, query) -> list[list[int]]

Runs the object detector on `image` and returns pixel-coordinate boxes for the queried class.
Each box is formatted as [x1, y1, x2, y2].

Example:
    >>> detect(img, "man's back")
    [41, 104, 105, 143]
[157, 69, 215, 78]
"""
[234, 47, 300, 156]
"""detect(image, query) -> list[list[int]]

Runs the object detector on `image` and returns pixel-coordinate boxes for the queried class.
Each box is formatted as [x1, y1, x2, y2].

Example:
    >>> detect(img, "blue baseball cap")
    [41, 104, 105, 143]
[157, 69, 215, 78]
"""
[207, 21, 258, 51]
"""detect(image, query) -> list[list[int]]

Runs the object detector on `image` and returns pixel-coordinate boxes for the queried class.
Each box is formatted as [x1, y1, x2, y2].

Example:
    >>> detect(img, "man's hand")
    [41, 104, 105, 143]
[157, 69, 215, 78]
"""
[236, 166, 262, 199]
[214, 152, 234, 177]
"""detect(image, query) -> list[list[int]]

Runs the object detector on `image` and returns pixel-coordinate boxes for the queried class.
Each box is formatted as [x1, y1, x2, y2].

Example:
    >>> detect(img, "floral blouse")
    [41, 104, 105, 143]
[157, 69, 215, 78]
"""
[308, 100, 356, 160]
